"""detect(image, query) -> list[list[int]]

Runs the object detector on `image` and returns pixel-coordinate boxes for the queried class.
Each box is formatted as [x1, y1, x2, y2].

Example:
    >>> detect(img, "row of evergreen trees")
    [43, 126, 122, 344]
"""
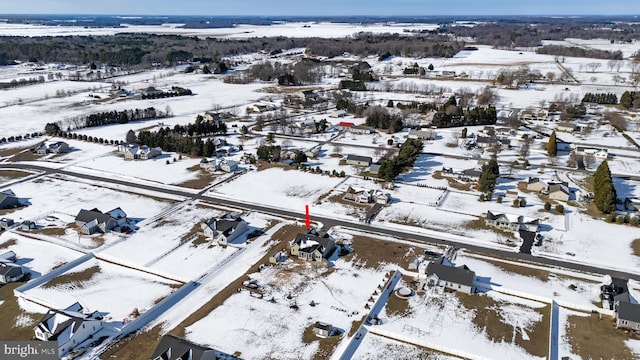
[377, 139, 423, 181]
[135, 115, 228, 156]
[581, 92, 618, 105]
[141, 86, 192, 99]
[83, 107, 167, 128]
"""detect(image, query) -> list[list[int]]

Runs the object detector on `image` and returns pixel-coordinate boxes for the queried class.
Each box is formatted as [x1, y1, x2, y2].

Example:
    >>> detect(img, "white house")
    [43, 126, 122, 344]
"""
[33, 302, 104, 357]
[485, 211, 540, 232]
[219, 160, 238, 173]
[124, 145, 162, 160]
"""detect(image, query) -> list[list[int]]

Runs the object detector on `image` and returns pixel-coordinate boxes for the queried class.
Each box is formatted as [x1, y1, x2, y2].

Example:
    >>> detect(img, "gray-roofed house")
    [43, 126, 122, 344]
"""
[201, 214, 248, 245]
[151, 334, 218, 360]
[0, 189, 19, 209]
[290, 233, 336, 265]
[34, 302, 103, 357]
[0, 262, 25, 284]
[424, 262, 476, 294]
[548, 182, 570, 202]
[345, 155, 372, 167]
[313, 322, 333, 338]
[75, 207, 127, 235]
[616, 302, 640, 331]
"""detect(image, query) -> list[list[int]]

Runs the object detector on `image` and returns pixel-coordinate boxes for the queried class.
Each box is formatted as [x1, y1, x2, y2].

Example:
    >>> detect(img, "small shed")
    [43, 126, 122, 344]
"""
[21, 221, 36, 231]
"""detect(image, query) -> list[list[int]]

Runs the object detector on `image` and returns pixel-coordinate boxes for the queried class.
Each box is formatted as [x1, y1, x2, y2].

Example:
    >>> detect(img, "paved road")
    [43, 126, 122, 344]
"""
[2, 162, 639, 281]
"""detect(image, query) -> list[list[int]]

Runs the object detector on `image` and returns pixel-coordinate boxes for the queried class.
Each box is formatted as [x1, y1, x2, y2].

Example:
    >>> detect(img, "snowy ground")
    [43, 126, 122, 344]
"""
[185, 256, 395, 360]
[0, 232, 84, 278]
[21, 256, 181, 322]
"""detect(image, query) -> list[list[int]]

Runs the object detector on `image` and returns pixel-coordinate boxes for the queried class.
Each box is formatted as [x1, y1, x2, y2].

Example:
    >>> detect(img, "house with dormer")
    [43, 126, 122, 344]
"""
[75, 207, 128, 235]
[33, 302, 103, 357]
[201, 214, 248, 245]
[290, 232, 336, 265]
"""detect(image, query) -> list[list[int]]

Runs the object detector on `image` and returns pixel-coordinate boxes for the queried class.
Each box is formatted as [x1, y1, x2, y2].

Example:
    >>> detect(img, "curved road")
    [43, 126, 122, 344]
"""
[2, 162, 638, 281]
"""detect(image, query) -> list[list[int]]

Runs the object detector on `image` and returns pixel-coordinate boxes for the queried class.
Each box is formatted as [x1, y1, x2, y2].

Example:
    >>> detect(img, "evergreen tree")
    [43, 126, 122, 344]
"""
[478, 158, 499, 193]
[621, 91, 632, 109]
[593, 160, 617, 214]
[125, 129, 137, 144]
[547, 130, 557, 157]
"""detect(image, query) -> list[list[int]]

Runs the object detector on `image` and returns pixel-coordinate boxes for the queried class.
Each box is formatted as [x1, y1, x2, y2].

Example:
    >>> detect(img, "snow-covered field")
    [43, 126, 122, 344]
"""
[0, 21, 439, 38]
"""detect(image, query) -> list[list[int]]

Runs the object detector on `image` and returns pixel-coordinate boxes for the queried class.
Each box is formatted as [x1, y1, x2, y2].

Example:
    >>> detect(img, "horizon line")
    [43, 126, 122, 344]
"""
[0, 13, 639, 18]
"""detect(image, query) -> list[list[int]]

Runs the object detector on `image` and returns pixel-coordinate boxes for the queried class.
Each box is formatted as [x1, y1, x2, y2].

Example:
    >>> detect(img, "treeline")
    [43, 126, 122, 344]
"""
[0, 76, 45, 89]
[83, 107, 168, 128]
[141, 86, 193, 99]
[447, 20, 640, 49]
[0, 33, 461, 67]
[176, 115, 228, 137]
[365, 107, 403, 133]
[336, 98, 368, 117]
[136, 119, 227, 156]
[377, 139, 423, 181]
[581, 92, 618, 105]
[536, 45, 623, 60]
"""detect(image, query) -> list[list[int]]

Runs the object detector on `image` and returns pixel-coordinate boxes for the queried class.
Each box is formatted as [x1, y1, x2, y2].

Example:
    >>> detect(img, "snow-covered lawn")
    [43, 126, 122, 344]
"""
[22, 256, 181, 322]
[211, 167, 343, 214]
[2, 174, 175, 224]
[0, 232, 83, 278]
[374, 288, 548, 360]
[185, 257, 394, 360]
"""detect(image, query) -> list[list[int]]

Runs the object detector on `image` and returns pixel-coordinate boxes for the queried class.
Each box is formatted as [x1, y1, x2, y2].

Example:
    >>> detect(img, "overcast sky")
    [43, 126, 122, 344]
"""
[1, 0, 638, 16]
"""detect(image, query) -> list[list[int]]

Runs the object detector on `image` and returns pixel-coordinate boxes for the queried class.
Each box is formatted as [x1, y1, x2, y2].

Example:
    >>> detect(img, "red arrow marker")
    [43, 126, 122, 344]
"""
[305, 204, 311, 228]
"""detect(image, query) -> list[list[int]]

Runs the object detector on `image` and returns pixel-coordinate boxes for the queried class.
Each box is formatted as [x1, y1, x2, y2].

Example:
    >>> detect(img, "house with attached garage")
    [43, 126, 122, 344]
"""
[151, 334, 220, 360]
[123, 145, 162, 160]
[33, 302, 104, 357]
[422, 261, 476, 294]
[201, 214, 248, 245]
[75, 207, 128, 235]
[485, 211, 539, 232]
[0, 189, 19, 209]
[290, 232, 336, 265]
